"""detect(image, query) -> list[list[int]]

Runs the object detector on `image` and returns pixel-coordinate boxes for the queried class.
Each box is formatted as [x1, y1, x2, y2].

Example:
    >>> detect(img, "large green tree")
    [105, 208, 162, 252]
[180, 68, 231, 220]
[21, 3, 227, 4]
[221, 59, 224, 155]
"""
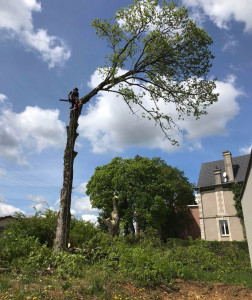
[86, 156, 195, 240]
[54, 0, 217, 250]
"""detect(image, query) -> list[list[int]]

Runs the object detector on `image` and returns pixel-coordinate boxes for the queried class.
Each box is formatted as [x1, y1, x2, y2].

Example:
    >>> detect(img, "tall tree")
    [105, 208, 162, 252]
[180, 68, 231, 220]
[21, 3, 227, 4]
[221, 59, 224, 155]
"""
[53, 0, 217, 250]
[86, 156, 195, 239]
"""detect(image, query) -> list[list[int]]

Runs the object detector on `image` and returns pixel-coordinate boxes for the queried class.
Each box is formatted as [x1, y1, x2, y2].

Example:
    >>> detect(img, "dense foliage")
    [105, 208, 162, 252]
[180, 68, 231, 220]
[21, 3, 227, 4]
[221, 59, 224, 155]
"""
[2, 210, 98, 249]
[86, 156, 195, 240]
[0, 222, 251, 288]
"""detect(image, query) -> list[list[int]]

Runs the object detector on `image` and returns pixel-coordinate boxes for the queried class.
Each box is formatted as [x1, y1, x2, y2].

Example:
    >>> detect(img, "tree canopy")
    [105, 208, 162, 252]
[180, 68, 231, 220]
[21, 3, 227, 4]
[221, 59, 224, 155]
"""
[81, 0, 218, 144]
[86, 156, 195, 240]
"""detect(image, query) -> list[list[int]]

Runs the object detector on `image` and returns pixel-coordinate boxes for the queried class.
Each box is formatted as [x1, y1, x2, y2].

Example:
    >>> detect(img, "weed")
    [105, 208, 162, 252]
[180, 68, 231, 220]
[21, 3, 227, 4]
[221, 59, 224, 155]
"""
[61, 281, 72, 291]
[0, 277, 12, 292]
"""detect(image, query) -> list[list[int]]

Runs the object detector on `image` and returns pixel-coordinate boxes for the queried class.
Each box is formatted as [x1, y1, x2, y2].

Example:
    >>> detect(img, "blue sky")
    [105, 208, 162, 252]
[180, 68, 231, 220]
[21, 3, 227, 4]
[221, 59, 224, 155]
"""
[0, 0, 252, 222]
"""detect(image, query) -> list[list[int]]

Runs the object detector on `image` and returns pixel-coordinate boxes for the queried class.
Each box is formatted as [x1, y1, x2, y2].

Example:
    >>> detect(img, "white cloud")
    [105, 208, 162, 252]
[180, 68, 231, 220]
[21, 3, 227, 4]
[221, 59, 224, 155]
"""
[72, 195, 99, 215]
[0, 201, 25, 216]
[0, 0, 70, 68]
[27, 194, 48, 204]
[182, 76, 243, 141]
[79, 70, 242, 153]
[222, 35, 239, 53]
[182, 0, 252, 32]
[0, 94, 8, 104]
[185, 6, 207, 27]
[81, 70, 182, 153]
[81, 214, 98, 224]
[0, 101, 65, 165]
[240, 144, 252, 154]
[75, 182, 88, 194]
[27, 194, 48, 211]
[71, 209, 76, 215]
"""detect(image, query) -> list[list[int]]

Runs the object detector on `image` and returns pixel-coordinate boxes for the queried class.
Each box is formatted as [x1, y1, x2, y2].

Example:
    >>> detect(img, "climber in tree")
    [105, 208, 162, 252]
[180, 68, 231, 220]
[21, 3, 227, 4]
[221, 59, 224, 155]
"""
[68, 87, 79, 110]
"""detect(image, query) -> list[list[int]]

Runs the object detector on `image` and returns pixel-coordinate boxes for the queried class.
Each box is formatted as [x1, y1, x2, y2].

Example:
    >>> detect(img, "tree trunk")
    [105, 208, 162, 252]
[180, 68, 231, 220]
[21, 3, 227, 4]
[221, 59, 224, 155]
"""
[52, 84, 105, 251]
[106, 196, 120, 237]
[53, 109, 80, 251]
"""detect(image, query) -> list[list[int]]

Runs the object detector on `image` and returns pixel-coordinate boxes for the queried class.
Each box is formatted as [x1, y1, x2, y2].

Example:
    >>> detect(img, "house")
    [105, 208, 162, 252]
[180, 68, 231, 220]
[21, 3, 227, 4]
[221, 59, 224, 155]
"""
[241, 150, 252, 268]
[195, 151, 250, 241]
[0, 216, 13, 234]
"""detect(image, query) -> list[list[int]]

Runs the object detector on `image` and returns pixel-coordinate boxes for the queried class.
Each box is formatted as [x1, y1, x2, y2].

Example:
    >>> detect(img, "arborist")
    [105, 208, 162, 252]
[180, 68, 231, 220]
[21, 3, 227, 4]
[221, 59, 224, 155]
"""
[68, 87, 79, 112]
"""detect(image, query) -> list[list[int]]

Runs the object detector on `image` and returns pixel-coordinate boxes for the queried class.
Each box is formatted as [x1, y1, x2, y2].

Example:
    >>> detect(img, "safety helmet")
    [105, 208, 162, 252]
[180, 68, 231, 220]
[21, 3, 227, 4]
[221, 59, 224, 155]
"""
[74, 87, 78, 91]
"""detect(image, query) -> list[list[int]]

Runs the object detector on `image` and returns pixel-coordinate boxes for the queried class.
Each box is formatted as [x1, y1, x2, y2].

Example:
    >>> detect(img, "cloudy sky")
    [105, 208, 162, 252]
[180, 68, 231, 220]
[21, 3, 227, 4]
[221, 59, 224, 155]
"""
[0, 0, 252, 222]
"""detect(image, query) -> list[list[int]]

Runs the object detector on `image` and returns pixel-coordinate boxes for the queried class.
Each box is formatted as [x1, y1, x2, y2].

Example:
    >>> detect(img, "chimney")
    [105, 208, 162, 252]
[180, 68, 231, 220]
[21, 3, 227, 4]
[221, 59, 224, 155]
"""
[222, 150, 234, 181]
[214, 166, 222, 185]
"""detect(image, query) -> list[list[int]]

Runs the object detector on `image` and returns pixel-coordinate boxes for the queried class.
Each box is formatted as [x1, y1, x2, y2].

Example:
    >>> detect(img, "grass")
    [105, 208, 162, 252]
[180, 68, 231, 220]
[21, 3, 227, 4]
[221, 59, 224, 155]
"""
[0, 268, 124, 300]
[0, 263, 252, 300]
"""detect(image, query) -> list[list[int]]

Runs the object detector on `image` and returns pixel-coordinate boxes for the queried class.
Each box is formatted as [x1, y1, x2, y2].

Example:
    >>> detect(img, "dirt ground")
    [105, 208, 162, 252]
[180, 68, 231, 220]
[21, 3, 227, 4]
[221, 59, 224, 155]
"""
[122, 279, 252, 300]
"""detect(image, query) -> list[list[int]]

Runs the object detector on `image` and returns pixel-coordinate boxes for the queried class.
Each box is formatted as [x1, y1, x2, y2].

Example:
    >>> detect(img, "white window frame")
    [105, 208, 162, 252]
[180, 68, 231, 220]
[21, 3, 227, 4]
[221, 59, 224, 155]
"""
[219, 220, 229, 236]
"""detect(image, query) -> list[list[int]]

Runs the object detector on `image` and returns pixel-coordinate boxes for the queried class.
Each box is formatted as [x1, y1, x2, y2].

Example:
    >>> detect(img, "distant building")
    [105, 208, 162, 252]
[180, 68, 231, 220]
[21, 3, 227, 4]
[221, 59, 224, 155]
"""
[0, 216, 13, 234]
[195, 151, 250, 241]
[241, 150, 252, 268]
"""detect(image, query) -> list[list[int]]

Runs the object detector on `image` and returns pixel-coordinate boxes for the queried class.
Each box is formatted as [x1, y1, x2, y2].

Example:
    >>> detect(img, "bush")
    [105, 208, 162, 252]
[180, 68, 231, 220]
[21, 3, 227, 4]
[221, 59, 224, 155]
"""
[2, 211, 99, 249]
[0, 229, 42, 268]
[6, 210, 58, 247]
[69, 217, 99, 248]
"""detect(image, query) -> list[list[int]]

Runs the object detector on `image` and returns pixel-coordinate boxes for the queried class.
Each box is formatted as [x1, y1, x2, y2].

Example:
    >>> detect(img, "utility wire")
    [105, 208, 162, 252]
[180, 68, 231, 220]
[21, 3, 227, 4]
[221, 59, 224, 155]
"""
[0, 166, 61, 195]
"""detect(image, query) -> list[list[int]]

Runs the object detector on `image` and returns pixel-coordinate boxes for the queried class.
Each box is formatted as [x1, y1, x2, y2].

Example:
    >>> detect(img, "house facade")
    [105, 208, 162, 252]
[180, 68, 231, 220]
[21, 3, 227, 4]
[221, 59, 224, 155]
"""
[196, 151, 250, 241]
[241, 150, 252, 268]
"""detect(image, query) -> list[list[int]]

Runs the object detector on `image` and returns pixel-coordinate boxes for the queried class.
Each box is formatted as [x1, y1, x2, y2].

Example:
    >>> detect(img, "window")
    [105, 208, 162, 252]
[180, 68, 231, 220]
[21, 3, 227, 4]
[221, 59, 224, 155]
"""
[219, 220, 229, 236]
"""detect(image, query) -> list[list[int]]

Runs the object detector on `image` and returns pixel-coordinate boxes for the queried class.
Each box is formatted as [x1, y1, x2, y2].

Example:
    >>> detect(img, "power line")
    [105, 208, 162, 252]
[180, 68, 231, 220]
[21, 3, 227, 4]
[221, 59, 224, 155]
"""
[0, 166, 61, 195]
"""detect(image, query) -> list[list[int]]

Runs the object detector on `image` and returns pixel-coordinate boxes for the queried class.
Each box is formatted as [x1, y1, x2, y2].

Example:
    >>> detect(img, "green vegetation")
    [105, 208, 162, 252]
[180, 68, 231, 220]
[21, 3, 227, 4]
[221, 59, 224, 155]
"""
[86, 156, 195, 240]
[229, 182, 243, 222]
[0, 214, 251, 299]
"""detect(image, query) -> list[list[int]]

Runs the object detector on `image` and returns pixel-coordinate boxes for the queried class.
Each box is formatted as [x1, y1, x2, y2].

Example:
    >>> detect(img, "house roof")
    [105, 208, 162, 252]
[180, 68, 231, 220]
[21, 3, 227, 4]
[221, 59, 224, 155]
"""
[0, 216, 13, 221]
[197, 154, 250, 188]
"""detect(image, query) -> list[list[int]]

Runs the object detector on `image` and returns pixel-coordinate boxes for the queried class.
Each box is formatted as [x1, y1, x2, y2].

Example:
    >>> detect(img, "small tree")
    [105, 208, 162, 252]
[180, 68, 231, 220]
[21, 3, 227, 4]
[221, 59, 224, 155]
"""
[53, 0, 217, 250]
[86, 156, 195, 240]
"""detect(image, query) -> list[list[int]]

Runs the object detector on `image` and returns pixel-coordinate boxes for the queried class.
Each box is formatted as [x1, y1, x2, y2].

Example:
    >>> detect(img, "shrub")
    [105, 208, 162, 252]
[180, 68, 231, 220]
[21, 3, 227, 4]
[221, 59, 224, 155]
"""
[69, 217, 99, 248]
[6, 210, 57, 247]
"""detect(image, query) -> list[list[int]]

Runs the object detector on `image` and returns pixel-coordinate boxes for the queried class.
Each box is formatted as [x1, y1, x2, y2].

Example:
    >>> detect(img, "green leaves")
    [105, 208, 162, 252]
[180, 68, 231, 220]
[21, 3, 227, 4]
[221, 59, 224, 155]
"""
[86, 155, 195, 239]
[87, 0, 218, 144]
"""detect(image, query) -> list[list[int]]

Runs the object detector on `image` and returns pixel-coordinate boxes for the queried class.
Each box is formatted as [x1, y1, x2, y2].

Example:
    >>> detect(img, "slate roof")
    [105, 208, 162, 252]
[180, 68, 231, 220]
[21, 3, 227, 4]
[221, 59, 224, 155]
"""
[197, 154, 250, 188]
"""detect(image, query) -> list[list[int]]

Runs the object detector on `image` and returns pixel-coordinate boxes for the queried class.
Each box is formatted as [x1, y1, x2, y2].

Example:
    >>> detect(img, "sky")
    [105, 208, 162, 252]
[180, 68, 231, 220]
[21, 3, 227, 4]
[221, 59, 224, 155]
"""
[0, 0, 252, 222]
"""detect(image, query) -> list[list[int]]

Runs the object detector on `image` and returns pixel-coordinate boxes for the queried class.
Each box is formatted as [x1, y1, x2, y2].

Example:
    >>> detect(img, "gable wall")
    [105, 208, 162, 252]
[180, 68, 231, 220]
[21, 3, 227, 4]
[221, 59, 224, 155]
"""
[242, 164, 252, 267]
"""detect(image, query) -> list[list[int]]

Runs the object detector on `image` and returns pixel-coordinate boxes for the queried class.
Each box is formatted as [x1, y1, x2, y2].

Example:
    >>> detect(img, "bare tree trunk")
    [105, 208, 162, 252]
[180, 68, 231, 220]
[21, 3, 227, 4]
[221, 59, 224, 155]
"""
[52, 85, 105, 251]
[53, 109, 79, 251]
[106, 196, 120, 237]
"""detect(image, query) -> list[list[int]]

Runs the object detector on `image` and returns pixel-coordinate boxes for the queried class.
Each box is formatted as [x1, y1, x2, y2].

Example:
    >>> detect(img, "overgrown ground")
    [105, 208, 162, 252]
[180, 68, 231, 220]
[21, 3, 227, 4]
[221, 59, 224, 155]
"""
[1, 271, 252, 299]
[1, 214, 252, 299]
